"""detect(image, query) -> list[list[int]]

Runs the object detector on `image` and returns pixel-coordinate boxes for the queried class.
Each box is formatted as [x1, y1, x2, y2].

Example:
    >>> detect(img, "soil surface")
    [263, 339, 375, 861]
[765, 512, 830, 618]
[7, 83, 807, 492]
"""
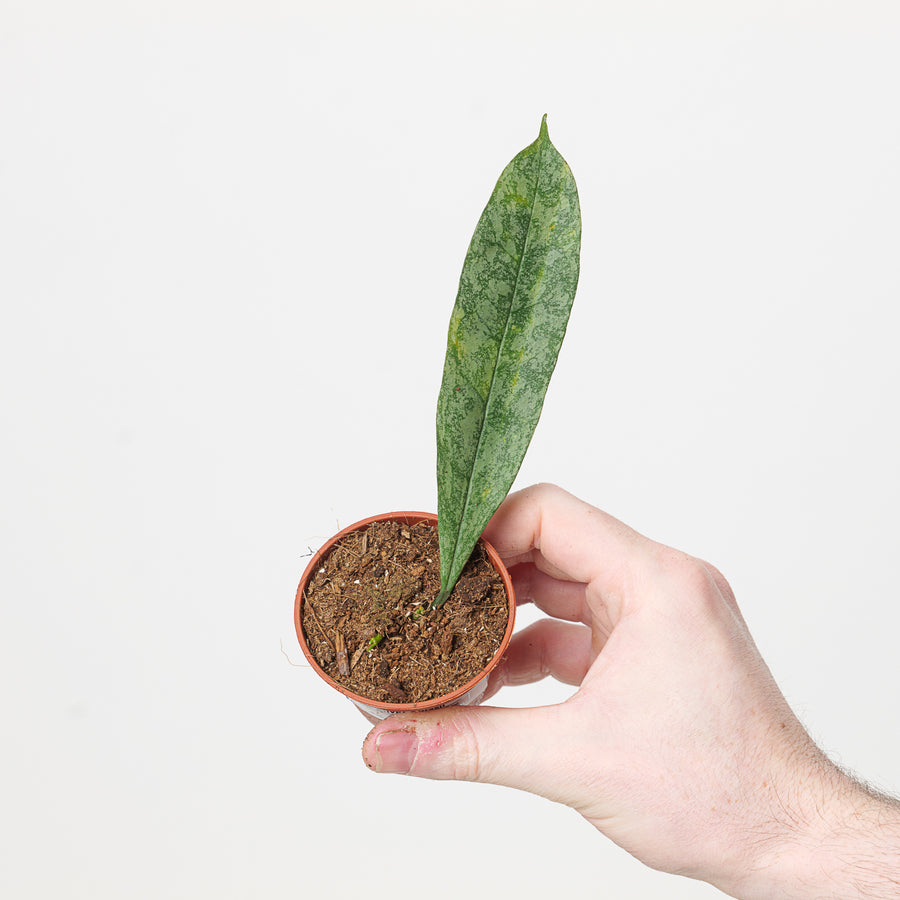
[301, 519, 509, 705]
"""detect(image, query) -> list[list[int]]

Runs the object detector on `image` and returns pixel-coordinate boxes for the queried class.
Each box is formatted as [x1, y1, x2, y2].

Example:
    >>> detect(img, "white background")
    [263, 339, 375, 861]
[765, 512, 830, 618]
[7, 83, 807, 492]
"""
[2, 2, 899, 897]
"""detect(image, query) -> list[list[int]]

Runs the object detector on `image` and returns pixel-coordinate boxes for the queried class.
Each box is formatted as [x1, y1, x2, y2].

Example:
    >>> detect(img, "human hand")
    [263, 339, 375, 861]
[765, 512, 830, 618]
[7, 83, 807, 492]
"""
[361, 484, 900, 899]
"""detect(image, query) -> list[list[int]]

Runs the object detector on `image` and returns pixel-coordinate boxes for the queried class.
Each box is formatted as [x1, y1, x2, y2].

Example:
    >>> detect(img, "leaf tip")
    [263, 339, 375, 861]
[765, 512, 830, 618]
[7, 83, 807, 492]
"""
[540, 113, 549, 139]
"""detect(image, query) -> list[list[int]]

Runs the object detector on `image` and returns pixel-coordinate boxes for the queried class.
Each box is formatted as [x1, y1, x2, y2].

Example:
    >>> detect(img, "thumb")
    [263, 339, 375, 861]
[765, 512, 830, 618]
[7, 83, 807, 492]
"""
[361, 704, 580, 803]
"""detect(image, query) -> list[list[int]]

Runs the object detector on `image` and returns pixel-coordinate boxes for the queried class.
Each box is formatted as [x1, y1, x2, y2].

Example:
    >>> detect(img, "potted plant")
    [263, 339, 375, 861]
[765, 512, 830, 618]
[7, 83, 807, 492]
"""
[294, 115, 581, 720]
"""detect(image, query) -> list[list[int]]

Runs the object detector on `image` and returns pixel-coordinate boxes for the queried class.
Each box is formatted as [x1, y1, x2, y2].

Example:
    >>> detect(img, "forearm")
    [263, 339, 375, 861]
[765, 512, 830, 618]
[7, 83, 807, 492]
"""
[732, 766, 900, 900]
[801, 776, 900, 900]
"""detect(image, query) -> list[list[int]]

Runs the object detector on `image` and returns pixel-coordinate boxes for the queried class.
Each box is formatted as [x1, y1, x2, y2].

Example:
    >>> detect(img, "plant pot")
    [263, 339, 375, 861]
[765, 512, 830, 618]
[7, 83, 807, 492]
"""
[294, 511, 516, 721]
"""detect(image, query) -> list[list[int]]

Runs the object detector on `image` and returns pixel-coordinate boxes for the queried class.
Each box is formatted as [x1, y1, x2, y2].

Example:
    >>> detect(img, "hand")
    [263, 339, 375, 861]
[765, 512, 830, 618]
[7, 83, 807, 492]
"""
[361, 484, 900, 899]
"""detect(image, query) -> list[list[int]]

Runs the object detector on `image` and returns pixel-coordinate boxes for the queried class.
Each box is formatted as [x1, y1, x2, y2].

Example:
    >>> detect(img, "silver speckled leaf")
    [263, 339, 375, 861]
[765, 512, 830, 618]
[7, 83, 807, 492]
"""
[435, 116, 581, 606]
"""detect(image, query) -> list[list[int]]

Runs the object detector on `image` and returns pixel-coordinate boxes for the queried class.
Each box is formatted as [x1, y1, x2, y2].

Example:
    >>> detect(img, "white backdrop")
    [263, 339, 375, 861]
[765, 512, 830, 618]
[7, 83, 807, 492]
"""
[2, 2, 899, 898]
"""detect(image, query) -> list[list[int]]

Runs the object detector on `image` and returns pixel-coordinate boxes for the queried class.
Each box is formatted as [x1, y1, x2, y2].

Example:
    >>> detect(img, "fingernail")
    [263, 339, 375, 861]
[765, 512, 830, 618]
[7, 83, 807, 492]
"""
[373, 729, 418, 774]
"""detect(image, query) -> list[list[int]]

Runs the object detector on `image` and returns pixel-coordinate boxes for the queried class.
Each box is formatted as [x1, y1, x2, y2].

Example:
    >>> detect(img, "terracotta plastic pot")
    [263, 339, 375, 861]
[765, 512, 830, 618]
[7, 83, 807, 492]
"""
[294, 511, 516, 721]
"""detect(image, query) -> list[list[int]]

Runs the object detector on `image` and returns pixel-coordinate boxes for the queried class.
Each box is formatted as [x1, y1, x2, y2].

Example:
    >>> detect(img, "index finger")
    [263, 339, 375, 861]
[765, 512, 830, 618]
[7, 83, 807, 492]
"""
[482, 483, 654, 623]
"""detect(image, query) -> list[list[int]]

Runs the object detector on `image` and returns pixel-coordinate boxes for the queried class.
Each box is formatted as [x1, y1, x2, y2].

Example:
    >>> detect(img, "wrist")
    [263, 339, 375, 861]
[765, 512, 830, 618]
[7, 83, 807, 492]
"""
[735, 762, 900, 900]
[798, 772, 900, 900]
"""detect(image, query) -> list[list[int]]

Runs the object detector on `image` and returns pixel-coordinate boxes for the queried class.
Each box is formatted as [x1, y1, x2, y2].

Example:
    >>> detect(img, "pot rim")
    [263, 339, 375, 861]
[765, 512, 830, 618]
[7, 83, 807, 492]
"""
[294, 511, 516, 713]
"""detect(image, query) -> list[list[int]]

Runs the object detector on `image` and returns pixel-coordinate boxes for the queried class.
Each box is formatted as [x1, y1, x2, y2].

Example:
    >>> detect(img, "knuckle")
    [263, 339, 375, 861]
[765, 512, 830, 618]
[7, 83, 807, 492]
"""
[658, 550, 724, 614]
[527, 481, 567, 505]
[698, 558, 739, 608]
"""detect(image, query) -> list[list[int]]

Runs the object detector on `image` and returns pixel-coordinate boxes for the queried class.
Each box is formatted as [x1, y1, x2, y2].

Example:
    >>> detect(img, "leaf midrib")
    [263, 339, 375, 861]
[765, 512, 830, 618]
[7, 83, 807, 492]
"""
[445, 136, 546, 584]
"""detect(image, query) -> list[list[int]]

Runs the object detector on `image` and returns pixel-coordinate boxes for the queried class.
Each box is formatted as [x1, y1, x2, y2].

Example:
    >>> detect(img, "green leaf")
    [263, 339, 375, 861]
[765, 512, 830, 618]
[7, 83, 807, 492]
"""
[434, 115, 581, 607]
